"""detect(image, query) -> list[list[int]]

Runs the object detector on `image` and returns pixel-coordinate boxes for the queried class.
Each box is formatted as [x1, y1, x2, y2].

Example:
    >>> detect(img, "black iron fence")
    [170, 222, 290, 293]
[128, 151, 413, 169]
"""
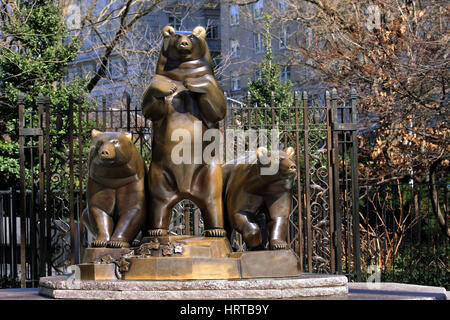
[358, 181, 449, 287]
[1, 89, 448, 289]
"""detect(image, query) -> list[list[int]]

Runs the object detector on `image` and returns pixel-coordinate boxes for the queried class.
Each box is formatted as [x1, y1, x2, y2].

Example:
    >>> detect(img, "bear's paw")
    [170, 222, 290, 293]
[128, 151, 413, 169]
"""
[147, 228, 168, 237]
[107, 239, 131, 248]
[91, 239, 108, 248]
[269, 239, 288, 250]
[203, 228, 226, 237]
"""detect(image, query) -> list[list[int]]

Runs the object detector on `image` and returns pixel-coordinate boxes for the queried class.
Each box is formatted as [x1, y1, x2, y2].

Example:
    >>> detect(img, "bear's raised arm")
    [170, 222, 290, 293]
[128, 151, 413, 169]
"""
[184, 74, 226, 125]
[142, 25, 226, 125]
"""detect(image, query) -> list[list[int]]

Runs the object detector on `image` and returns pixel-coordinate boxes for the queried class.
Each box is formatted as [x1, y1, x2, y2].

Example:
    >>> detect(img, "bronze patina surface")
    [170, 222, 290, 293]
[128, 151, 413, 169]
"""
[141, 26, 226, 238]
[230, 250, 300, 278]
[123, 236, 239, 280]
[83, 247, 132, 263]
[78, 236, 300, 281]
[222, 147, 297, 250]
[78, 263, 116, 281]
[75, 25, 301, 284]
[81, 130, 146, 248]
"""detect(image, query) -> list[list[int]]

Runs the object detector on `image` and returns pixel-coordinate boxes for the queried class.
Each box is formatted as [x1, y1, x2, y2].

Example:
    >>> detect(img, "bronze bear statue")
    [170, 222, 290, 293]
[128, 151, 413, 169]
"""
[81, 130, 146, 248]
[141, 25, 227, 237]
[222, 147, 297, 250]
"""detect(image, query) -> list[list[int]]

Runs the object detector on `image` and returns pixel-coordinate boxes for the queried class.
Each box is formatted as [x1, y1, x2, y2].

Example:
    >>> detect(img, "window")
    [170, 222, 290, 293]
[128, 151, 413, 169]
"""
[66, 3, 81, 30]
[83, 62, 96, 78]
[279, 28, 287, 49]
[253, 0, 264, 19]
[88, 30, 97, 45]
[306, 28, 314, 48]
[254, 69, 262, 81]
[230, 39, 240, 58]
[67, 65, 81, 81]
[230, 5, 239, 25]
[277, 0, 286, 13]
[211, 51, 221, 69]
[168, 16, 182, 30]
[108, 57, 127, 80]
[206, 24, 219, 39]
[231, 75, 240, 91]
[280, 65, 291, 82]
[253, 33, 264, 53]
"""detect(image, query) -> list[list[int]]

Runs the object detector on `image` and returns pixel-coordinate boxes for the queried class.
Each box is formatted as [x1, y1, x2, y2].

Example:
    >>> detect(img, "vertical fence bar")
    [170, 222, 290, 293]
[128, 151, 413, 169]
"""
[18, 93, 27, 288]
[77, 96, 85, 260]
[350, 88, 361, 280]
[302, 91, 313, 272]
[184, 203, 191, 235]
[270, 92, 275, 129]
[11, 186, 18, 281]
[325, 91, 336, 274]
[293, 91, 303, 271]
[247, 91, 251, 128]
[37, 95, 45, 282]
[28, 109, 34, 284]
[102, 96, 106, 131]
[68, 95, 76, 265]
[10, 186, 17, 281]
[331, 88, 343, 273]
[44, 96, 52, 276]
[125, 92, 131, 133]
[193, 208, 200, 236]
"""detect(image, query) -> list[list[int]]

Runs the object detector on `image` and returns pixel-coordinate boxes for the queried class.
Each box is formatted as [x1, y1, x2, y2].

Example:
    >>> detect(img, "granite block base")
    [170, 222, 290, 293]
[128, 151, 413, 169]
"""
[38, 273, 348, 300]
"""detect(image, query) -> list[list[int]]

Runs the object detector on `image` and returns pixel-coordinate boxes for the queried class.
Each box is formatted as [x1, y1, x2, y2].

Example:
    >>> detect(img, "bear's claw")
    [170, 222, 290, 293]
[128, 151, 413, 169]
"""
[107, 240, 130, 248]
[270, 240, 288, 250]
[91, 240, 108, 248]
[147, 229, 168, 237]
[203, 228, 226, 237]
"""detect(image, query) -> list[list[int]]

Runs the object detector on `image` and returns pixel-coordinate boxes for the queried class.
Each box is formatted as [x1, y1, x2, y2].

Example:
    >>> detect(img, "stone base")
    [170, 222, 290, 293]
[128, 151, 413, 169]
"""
[38, 273, 348, 300]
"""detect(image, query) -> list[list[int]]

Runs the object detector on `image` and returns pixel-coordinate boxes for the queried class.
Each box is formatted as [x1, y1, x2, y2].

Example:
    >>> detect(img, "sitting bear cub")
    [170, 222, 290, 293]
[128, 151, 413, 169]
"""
[222, 147, 297, 250]
[81, 130, 146, 248]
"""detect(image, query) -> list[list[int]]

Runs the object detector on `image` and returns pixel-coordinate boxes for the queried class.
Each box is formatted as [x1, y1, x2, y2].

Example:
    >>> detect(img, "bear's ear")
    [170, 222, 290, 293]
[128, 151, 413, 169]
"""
[192, 26, 206, 39]
[283, 147, 295, 158]
[123, 132, 132, 141]
[91, 129, 101, 140]
[162, 25, 175, 37]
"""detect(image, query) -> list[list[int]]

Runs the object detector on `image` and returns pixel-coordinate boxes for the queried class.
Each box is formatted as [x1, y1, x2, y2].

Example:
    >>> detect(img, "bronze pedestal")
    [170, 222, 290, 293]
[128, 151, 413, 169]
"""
[80, 236, 300, 281]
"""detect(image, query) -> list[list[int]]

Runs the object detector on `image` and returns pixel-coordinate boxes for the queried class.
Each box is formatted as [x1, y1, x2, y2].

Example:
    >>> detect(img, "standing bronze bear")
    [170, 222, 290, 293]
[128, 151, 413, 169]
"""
[222, 147, 297, 250]
[142, 26, 227, 237]
[81, 130, 146, 248]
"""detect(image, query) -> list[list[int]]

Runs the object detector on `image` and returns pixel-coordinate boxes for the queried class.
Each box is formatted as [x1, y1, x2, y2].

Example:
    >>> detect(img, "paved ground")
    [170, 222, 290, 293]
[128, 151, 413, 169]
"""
[0, 282, 448, 300]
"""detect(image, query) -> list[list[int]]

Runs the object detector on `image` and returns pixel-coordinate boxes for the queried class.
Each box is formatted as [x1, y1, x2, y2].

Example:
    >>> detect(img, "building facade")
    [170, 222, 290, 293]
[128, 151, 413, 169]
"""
[219, 0, 323, 101]
[64, 0, 221, 108]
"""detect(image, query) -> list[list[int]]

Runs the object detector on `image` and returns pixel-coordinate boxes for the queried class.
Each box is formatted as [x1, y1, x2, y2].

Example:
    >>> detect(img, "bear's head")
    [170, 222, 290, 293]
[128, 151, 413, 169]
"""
[160, 25, 210, 63]
[256, 146, 297, 179]
[90, 130, 135, 167]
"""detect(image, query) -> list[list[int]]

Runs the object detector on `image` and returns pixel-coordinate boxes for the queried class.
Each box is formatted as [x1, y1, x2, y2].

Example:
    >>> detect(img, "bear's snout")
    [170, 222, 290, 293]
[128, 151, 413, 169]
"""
[177, 36, 192, 52]
[99, 144, 115, 160]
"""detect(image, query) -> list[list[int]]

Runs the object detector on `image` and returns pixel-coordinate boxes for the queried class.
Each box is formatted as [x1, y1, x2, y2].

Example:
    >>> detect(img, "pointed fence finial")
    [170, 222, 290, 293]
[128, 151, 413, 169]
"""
[37, 92, 44, 104]
[302, 91, 308, 100]
[331, 88, 338, 100]
[17, 92, 25, 104]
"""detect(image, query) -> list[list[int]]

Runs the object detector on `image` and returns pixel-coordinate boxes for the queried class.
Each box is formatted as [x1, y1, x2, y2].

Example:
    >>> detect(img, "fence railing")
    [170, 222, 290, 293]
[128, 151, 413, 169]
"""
[358, 181, 449, 287]
[2, 89, 448, 289]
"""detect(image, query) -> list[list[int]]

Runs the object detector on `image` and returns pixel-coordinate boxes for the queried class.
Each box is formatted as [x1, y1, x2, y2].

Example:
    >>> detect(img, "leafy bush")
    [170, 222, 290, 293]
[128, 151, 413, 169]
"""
[381, 244, 449, 290]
